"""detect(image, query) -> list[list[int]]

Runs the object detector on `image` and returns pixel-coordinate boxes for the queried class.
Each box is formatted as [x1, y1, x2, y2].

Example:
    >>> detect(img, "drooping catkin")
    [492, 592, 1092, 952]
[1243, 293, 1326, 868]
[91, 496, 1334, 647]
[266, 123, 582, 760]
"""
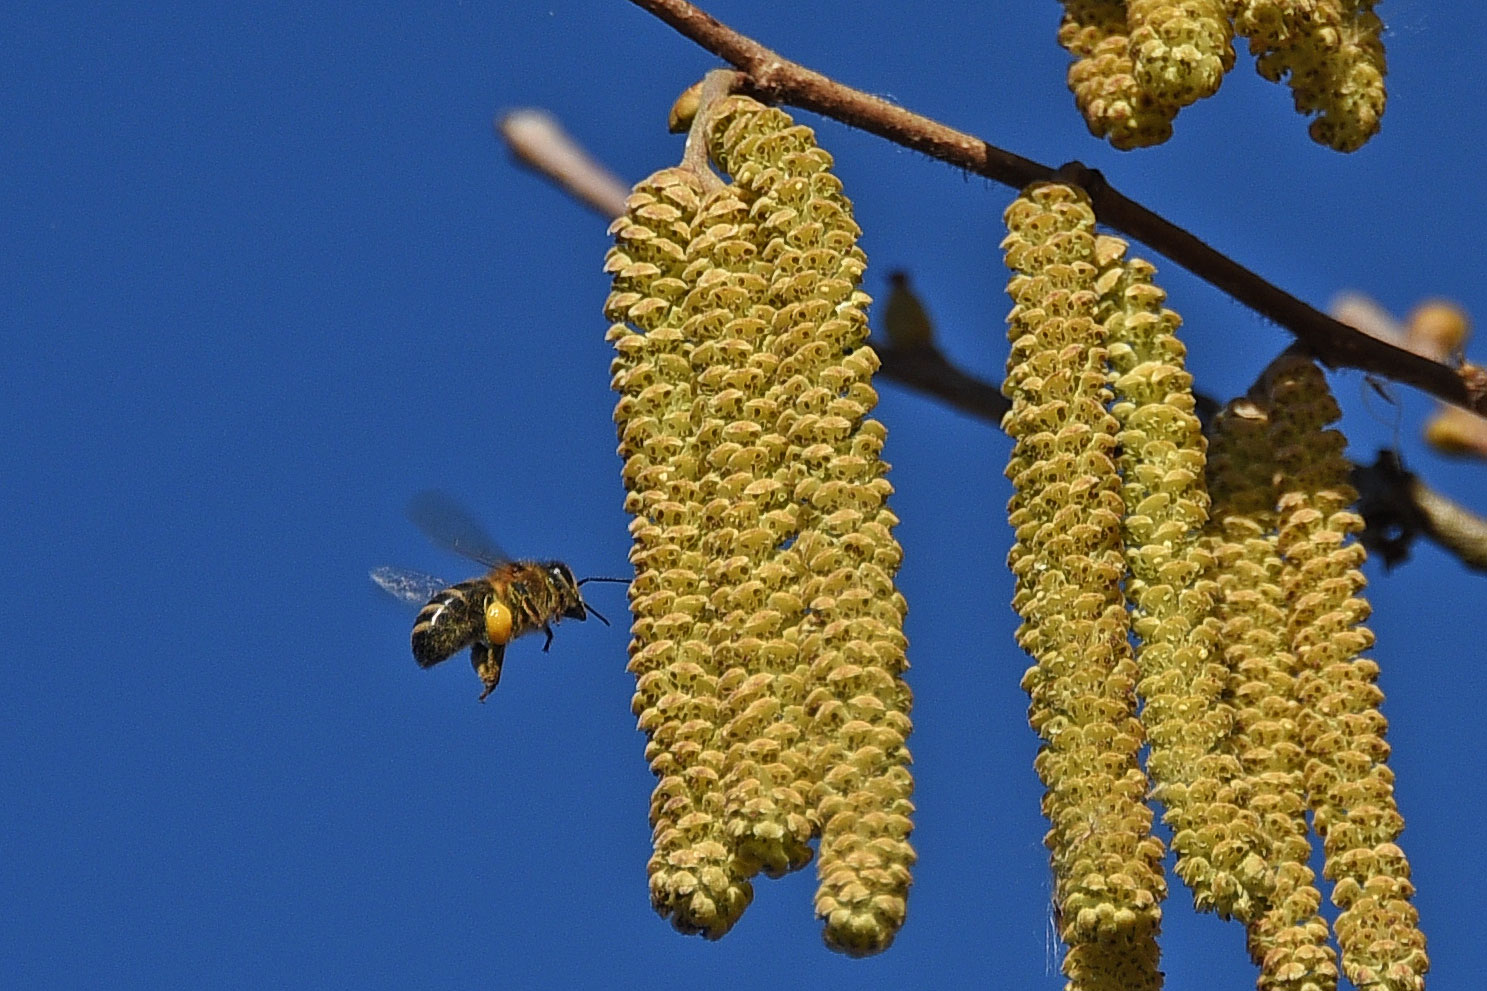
[608, 167, 756, 937]
[1233, 0, 1387, 151]
[605, 92, 913, 954]
[1058, 0, 1179, 149]
[1204, 397, 1337, 991]
[1125, 0, 1235, 107]
[707, 96, 914, 957]
[1300, 4, 1386, 153]
[1101, 243, 1243, 925]
[1263, 356, 1427, 991]
[1003, 182, 1165, 990]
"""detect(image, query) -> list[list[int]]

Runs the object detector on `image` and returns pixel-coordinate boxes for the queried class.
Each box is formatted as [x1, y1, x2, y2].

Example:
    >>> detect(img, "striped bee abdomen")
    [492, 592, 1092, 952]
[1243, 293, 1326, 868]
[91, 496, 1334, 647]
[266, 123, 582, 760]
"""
[410, 580, 489, 668]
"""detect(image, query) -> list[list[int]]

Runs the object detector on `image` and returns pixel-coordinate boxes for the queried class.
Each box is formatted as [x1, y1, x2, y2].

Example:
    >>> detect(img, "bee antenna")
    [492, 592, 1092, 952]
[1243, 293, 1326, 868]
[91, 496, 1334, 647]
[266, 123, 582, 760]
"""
[584, 603, 613, 627]
[578, 576, 630, 586]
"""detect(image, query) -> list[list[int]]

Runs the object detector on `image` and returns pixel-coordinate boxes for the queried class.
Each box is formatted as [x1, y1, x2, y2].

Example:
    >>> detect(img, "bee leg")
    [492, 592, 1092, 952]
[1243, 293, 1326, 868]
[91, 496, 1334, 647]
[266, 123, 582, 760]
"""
[471, 642, 506, 702]
[541, 625, 555, 652]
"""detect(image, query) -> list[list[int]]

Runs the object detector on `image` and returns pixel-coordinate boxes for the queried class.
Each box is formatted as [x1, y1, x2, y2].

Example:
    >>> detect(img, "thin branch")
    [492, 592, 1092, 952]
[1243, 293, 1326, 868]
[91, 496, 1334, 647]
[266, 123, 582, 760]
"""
[625, 0, 1487, 418]
[877, 345, 1487, 574]
[492, 105, 1487, 575]
[873, 346, 1010, 423]
[498, 110, 631, 218]
[1353, 451, 1487, 573]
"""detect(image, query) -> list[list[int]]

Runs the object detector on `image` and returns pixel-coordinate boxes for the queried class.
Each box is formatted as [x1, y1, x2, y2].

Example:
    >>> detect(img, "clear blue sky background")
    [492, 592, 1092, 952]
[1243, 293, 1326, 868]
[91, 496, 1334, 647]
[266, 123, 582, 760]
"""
[4, 3, 1483, 989]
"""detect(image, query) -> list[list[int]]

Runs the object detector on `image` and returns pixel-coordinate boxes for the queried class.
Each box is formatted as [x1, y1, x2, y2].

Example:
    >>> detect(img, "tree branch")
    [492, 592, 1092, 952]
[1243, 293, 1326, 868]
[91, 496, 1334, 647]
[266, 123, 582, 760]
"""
[1352, 451, 1487, 573]
[492, 102, 1487, 574]
[874, 345, 1487, 575]
[872, 346, 1010, 424]
[625, 0, 1487, 418]
[498, 110, 631, 219]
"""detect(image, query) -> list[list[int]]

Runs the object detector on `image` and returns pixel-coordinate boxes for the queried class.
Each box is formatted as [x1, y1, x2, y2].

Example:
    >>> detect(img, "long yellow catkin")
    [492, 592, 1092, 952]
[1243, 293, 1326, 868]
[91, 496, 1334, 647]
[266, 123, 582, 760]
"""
[605, 93, 912, 954]
[1125, 0, 1235, 107]
[1058, 0, 1179, 149]
[705, 97, 914, 958]
[1003, 182, 1165, 990]
[1204, 396, 1337, 991]
[1101, 243, 1248, 927]
[1232, 0, 1386, 151]
[1263, 356, 1427, 991]
[608, 167, 755, 937]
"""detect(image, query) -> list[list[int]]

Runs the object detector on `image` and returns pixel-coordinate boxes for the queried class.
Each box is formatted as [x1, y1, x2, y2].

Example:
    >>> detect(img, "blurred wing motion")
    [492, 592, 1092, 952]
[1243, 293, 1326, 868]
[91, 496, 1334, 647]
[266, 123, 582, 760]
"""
[405, 489, 509, 567]
[373, 492, 618, 702]
[369, 566, 449, 606]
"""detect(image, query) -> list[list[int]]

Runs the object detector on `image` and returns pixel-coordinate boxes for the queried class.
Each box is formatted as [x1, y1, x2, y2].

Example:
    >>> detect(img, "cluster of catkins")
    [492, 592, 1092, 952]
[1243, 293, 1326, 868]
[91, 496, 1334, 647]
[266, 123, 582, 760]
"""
[1002, 182, 1425, 990]
[1058, 0, 1387, 151]
[605, 95, 913, 956]
[595, 73, 1422, 985]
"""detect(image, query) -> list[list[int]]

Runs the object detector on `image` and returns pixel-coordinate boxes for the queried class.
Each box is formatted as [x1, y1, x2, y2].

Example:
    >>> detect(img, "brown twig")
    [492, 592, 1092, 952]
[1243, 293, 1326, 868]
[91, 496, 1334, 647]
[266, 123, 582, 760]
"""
[873, 346, 1010, 424]
[624, 0, 1487, 417]
[490, 101, 1487, 575]
[878, 345, 1487, 573]
[497, 110, 632, 219]
[1352, 451, 1487, 573]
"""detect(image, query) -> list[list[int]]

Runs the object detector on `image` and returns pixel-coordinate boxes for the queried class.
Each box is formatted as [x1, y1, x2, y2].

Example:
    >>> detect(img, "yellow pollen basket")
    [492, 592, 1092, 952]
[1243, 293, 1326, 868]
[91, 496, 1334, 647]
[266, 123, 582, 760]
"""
[484, 598, 514, 645]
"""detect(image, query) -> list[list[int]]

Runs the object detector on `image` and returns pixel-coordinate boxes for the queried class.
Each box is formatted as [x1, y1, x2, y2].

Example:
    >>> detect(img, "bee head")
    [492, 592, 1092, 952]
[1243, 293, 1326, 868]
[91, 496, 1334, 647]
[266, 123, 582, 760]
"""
[544, 561, 589, 621]
[563, 568, 629, 627]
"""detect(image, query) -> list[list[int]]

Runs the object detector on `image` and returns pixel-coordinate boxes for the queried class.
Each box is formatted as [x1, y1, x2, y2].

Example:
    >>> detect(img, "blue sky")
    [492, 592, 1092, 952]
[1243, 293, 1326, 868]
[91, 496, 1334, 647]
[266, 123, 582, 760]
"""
[4, 3, 1483, 988]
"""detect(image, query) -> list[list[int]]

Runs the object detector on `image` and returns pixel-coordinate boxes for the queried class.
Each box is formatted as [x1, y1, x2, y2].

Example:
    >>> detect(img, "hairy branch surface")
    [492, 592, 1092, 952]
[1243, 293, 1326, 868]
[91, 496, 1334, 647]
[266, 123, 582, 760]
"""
[626, 0, 1487, 417]
[497, 107, 1487, 575]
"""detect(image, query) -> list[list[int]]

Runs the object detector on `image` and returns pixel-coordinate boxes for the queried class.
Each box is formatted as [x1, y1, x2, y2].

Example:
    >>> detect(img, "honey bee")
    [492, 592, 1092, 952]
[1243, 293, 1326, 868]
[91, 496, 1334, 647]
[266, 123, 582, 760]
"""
[371, 491, 625, 701]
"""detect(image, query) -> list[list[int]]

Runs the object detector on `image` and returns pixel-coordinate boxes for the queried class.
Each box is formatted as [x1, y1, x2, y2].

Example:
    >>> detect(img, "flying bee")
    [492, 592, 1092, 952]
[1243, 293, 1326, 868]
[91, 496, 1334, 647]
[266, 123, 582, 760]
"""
[371, 490, 626, 701]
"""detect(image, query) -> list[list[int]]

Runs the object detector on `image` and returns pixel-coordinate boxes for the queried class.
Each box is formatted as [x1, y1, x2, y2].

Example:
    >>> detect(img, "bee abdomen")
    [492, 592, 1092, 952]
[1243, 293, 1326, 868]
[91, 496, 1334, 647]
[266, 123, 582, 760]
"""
[411, 582, 485, 668]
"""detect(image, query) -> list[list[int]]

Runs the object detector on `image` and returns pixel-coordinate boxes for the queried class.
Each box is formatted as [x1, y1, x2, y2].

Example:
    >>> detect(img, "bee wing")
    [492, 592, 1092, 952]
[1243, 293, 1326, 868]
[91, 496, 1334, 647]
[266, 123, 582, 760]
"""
[370, 566, 449, 606]
[406, 489, 510, 567]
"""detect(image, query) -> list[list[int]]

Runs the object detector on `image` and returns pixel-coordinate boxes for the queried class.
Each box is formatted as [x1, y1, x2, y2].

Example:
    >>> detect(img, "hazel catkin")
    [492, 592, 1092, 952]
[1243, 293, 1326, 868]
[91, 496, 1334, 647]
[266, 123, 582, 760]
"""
[606, 92, 913, 955]
[1002, 181, 1165, 990]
